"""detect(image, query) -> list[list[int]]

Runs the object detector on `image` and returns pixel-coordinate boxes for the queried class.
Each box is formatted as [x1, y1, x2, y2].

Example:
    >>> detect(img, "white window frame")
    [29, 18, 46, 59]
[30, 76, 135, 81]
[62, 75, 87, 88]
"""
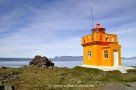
[103, 50, 108, 59]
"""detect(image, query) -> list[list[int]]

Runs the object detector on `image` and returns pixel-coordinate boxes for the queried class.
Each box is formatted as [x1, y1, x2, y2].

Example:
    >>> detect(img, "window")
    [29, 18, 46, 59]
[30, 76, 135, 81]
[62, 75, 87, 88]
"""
[104, 50, 108, 58]
[112, 38, 114, 42]
[106, 35, 108, 41]
[83, 39, 85, 43]
[88, 51, 91, 59]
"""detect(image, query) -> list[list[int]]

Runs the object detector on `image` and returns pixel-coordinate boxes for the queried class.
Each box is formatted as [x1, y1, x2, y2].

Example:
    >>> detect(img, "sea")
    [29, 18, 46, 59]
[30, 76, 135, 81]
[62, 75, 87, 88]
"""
[0, 58, 136, 68]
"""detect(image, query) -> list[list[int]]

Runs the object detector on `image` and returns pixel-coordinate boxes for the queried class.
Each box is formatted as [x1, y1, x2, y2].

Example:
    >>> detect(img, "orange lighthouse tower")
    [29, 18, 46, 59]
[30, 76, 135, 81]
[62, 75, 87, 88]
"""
[81, 23, 122, 68]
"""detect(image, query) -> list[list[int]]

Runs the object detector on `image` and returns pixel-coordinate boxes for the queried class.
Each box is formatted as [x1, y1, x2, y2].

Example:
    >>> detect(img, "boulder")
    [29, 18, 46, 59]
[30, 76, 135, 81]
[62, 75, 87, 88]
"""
[29, 55, 54, 67]
[2, 73, 19, 83]
[0, 85, 15, 90]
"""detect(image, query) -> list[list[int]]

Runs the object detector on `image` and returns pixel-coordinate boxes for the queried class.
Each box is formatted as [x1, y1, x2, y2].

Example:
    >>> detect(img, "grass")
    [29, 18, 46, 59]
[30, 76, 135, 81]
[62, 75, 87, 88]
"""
[0, 66, 136, 90]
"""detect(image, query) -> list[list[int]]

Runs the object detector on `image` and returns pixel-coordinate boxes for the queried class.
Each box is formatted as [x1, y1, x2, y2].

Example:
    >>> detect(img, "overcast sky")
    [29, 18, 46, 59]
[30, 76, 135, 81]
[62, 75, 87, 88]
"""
[0, 0, 136, 58]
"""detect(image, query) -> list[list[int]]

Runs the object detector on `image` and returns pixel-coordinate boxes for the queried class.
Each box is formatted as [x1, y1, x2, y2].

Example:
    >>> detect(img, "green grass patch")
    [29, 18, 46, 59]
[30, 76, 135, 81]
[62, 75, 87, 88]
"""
[0, 66, 136, 89]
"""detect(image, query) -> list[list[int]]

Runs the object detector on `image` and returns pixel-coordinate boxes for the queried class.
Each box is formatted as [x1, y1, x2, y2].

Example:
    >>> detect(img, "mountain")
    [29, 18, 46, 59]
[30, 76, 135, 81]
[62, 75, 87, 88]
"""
[0, 58, 32, 61]
[0, 56, 135, 62]
[51, 56, 82, 61]
[122, 56, 136, 60]
[51, 56, 136, 61]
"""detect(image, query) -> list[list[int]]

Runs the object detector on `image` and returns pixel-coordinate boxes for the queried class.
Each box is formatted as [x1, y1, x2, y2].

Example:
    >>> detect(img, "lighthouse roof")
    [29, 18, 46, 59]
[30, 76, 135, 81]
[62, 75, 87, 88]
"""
[92, 23, 105, 33]
[94, 23, 104, 28]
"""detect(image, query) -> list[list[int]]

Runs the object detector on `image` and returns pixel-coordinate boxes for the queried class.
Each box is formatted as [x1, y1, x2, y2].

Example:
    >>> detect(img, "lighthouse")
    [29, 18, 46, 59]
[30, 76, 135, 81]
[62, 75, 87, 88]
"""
[81, 23, 122, 68]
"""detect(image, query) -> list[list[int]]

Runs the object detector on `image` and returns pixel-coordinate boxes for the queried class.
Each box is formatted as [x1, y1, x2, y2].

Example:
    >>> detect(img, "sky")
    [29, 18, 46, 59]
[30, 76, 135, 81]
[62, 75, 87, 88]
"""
[0, 0, 136, 58]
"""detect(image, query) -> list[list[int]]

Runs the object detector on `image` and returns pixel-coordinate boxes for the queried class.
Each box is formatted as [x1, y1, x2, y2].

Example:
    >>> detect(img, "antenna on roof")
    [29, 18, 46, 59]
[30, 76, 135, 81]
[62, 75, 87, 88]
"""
[91, 0, 94, 30]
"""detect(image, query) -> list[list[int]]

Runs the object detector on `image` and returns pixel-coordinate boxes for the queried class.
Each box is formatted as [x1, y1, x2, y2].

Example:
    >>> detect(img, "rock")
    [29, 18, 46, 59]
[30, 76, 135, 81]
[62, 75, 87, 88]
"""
[125, 82, 136, 87]
[2, 73, 19, 83]
[77, 80, 82, 84]
[21, 65, 27, 68]
[29, 55, 54, 67]
[1, 66, 9, 69]
[0, 85, 15, 90]
[0, 86, 4, 90]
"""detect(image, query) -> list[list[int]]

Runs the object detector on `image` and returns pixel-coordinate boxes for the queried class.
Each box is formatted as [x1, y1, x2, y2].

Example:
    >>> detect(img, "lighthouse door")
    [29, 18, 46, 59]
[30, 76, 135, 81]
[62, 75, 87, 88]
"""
[113, 51, 118, 66]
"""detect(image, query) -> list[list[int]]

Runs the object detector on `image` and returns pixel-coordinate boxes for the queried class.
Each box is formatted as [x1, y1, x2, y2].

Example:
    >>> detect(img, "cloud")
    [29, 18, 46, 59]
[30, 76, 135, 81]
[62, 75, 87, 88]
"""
[0, 0, 136, 57]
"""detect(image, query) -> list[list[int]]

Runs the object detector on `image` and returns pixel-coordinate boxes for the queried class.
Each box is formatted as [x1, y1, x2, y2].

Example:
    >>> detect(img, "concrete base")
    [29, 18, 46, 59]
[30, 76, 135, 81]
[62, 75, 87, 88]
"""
[81, 64, 135, 73]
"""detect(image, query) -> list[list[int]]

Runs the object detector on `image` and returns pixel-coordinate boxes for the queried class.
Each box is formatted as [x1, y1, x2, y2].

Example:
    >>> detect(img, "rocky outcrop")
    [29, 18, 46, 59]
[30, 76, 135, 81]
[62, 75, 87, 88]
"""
[0, 85, 15, 90]
[29, 55, 54, 67]
[2, 73, 19, 83]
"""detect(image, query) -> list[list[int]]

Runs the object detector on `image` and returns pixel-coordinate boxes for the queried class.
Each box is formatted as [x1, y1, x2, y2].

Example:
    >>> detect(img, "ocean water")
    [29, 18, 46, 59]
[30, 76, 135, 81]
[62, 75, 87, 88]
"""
[0, 58, 136, 68]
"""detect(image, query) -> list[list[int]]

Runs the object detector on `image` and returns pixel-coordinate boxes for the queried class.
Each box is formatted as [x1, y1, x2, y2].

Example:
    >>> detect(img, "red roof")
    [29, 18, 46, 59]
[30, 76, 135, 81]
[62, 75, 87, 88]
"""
[93, 23, 104, 29]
